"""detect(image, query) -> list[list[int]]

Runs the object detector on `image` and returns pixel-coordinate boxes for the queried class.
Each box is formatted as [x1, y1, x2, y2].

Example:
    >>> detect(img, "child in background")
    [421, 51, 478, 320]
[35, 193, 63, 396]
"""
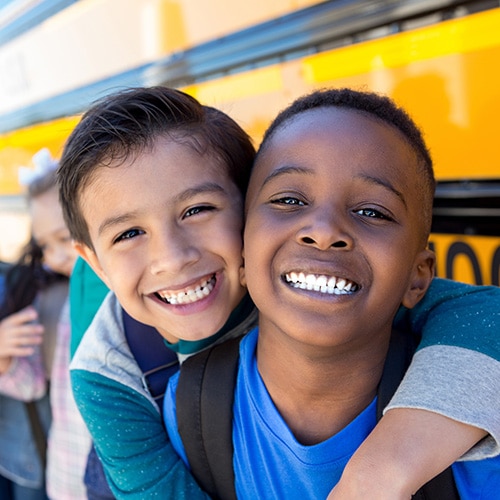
[0, 151, 91, 499]
[0, 238, 65, 500]
[165, 87, 500, 498]
[58, 87, 500, 499]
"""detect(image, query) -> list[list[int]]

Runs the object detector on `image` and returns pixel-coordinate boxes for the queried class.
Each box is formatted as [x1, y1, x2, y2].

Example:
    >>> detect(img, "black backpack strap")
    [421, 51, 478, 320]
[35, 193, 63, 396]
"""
[176, 336, 241, 500]
[376, 329, 417, 418]
[377, 330, 459, 500]
[122, 309, 179, 412]
[412, 468, 460, 500]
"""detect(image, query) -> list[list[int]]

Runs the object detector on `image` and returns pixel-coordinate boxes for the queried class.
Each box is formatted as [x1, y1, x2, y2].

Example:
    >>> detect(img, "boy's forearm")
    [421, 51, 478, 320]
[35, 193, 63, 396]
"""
[397, 278, 500, 360]
[328, 408, 486, 499]
[72, 369, 209, 499]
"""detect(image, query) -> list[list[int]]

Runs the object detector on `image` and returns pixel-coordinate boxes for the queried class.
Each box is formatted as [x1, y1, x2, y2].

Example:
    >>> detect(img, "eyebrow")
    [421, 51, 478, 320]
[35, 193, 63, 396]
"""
[174, 182, 227, 203]
[260, 165, 313, 188]
[359, 174, 406, 207]
[260, 166, 407, 207]
[97, 181, 228, 236]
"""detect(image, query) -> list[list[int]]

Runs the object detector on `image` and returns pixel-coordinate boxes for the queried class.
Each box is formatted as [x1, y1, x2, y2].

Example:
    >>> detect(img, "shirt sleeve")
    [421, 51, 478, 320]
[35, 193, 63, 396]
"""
[69, 257, 109, 359]
[390, 277, 500, 459]
[0, 348, 47, 401]
[71, 368, 209, 499]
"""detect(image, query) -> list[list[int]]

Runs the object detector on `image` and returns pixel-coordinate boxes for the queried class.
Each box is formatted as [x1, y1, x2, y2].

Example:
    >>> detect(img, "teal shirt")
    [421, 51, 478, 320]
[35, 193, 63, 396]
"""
[69, 257, 109, 358]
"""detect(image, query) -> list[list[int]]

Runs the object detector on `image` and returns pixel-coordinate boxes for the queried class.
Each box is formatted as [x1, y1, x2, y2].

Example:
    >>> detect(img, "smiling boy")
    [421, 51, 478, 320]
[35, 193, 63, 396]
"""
[73, 134, 246, 344]
[165, 88, 500, 498]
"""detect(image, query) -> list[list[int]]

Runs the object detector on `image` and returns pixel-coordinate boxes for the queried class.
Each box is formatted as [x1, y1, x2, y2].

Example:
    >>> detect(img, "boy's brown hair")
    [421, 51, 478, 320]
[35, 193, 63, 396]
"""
[58, 86, 255, 249]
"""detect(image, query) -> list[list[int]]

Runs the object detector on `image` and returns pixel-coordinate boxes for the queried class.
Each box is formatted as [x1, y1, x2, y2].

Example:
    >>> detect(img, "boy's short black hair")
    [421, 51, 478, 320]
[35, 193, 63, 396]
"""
[58, 86, 255, 248]
[257, 87, 436, 240]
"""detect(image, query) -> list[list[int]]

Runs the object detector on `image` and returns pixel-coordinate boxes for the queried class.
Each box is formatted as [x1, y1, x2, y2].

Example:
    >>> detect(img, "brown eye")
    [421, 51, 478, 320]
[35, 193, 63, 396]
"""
[114, 228, 143, 243]
[271, 197, 305, 206]
[183, 205, 215, 218]
[355, 208, 393, 221]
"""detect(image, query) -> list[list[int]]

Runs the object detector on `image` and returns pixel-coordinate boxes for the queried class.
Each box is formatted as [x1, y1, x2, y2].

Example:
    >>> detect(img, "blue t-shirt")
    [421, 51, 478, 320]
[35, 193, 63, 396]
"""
[165, 328, 500, 499]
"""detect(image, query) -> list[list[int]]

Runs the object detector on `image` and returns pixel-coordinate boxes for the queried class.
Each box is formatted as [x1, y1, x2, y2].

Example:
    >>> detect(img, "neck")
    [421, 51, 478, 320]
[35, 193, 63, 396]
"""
[256, 322, 390, 445]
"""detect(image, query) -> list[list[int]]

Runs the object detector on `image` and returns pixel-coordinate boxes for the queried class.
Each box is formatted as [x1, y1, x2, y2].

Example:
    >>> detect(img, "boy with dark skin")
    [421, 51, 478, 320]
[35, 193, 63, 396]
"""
[165, 88, 500, 498]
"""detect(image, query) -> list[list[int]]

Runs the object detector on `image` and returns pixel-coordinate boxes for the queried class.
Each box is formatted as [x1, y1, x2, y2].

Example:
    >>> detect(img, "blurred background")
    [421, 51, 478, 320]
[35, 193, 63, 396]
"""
[0, 0, 499, 284]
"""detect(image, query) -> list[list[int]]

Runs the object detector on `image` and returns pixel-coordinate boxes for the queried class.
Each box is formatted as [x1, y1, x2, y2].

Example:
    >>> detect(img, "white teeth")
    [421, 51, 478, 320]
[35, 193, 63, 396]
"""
[157, 275, 215, 305]
[316, 275, 327, 292]
[285, 272, 357, 295]
[336, 278, 346, 290]
[316, 276, 327, 287]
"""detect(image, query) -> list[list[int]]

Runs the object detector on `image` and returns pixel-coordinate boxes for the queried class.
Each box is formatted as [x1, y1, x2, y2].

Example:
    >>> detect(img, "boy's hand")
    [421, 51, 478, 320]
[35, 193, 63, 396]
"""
[0, 307, 44, 373]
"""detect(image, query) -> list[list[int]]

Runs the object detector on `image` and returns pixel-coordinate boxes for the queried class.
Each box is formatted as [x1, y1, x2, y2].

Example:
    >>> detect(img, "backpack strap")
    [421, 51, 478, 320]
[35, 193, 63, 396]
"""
[376, 329, 417, 418]
[176, 336, 241, 500]
[377, 330, 460, 500]
[122, 309, 179, 413]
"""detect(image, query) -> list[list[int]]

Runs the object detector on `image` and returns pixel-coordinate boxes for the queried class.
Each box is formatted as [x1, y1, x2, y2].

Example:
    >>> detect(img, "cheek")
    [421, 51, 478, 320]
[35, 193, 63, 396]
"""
[97, 253, 137, 292]
[370, 241, 416, 291]
[215, 214, 244, 262]
[241, 232, 265, 291]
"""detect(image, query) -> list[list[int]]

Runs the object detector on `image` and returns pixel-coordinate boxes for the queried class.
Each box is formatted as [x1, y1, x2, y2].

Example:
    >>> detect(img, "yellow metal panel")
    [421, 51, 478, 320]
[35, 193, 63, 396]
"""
[0, 116, 80, 195]
[302, 8, 500, 181]
[303, 8, 500, 81]
[161, 0, 322, 50]
[429, 233, 500, 286]
[184, 66, 284, 107]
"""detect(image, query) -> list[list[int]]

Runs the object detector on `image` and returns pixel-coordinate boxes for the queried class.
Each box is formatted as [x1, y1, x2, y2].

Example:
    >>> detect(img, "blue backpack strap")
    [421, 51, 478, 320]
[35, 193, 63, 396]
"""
[122, 308, 179, 412]
[176, 336, 241, 500]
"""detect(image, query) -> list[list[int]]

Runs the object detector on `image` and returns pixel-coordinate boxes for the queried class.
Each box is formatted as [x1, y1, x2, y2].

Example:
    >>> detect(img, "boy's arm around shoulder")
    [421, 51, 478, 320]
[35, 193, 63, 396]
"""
[327, 278, 500, 499]
[391, 277, 500, 458]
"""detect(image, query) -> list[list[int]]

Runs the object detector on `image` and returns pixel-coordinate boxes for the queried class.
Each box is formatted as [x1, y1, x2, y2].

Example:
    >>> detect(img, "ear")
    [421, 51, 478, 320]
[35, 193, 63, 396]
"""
[401, 248, 436, 309]
[73, 241, 112, 290]
[239, 248, 247, 287]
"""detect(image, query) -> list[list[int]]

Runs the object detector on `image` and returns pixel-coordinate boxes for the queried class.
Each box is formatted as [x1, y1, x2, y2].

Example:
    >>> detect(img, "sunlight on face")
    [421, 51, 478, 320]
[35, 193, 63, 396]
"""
[244, 107, 433, 349]
[77, 136, 246, 343]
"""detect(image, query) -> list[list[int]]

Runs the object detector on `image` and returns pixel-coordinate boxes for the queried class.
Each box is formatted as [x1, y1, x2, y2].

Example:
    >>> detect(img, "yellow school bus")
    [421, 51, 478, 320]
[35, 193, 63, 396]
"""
[0, 0, 499, 284]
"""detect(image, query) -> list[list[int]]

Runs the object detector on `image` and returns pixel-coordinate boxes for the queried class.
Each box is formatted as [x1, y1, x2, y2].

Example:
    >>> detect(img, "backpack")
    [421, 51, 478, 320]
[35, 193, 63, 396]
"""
[176, 330, 460, 500]
[84, 310, 179, 500]
[123, 309, 180, 411]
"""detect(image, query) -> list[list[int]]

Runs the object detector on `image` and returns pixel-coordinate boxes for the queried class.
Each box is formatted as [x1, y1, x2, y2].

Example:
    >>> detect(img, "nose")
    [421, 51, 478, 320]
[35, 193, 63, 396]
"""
[149, 224, 201, 275]
[296, 206, 353, 250]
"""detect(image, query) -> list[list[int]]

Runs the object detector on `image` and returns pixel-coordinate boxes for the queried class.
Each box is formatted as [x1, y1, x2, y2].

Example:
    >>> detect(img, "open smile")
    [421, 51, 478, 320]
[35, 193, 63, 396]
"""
[155, 274, 216, 305]
[284, 272, 359, 295]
